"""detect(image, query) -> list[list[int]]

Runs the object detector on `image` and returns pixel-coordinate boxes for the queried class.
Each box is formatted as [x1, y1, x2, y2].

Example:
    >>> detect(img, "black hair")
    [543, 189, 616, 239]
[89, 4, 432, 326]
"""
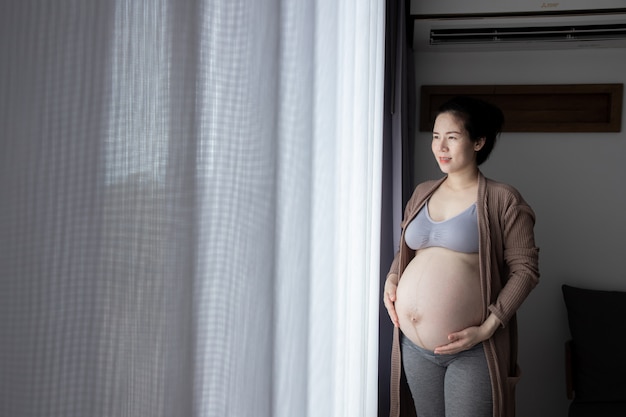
[435, 96, 504, 165]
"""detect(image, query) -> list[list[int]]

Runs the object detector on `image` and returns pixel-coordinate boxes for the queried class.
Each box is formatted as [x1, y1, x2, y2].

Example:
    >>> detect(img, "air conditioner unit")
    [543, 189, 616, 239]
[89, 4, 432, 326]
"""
[411, 0, 626, 51]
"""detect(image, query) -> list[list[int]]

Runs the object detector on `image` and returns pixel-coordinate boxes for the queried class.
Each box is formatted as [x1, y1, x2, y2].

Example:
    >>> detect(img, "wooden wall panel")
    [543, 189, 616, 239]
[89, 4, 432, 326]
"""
[419, 84, 623, 132]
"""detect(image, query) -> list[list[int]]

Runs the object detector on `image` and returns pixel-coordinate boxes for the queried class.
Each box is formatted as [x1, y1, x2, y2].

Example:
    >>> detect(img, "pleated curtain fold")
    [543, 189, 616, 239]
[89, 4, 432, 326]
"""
[0, 1, 385, 416]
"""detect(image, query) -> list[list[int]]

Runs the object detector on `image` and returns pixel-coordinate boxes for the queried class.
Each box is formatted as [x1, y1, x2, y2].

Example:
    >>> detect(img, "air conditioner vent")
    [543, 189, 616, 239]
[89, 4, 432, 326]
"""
[430, 23, 626, 46]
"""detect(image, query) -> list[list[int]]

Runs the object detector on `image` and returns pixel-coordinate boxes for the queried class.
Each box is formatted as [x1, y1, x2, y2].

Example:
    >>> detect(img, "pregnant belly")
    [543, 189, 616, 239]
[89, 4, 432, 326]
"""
[395, 247, 484, 351]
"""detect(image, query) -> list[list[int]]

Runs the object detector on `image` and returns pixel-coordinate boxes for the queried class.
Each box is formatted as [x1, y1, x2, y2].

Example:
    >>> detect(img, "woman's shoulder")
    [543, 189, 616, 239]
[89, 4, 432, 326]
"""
[410, 177, 445, 201]
[484, 178, 523, 198]
[483, 177, 534, 212]
[403, 178, 445, 218]
[415, 178, 444, 193]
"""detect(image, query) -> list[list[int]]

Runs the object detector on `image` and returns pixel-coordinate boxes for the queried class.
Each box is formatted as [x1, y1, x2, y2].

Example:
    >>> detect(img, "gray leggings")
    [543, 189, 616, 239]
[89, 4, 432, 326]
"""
[401, 334, 492, 417]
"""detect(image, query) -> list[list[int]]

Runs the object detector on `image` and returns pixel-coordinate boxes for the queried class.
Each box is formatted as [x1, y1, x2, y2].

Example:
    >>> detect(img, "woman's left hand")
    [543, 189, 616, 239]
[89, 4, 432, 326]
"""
[433, 314, 501, 355]
[433, 326, 485, 355]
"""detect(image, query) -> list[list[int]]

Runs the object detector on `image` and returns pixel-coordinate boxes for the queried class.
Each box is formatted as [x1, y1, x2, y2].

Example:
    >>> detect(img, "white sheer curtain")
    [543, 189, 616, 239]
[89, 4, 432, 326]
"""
[0, 1, 384, 417]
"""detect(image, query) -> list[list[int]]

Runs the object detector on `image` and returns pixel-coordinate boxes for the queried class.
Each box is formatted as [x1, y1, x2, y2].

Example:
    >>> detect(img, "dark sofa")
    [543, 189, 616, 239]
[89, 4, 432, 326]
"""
[562, 284, 626, 417]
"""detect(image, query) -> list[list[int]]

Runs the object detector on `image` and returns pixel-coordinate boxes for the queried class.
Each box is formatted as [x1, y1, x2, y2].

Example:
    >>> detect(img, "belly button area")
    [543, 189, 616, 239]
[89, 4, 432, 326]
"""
[405, 309, 421, 325]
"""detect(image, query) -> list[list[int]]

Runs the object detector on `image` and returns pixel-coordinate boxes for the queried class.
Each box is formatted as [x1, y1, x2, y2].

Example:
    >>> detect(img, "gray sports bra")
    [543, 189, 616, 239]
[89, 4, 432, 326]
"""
[405, 200, 479, 253]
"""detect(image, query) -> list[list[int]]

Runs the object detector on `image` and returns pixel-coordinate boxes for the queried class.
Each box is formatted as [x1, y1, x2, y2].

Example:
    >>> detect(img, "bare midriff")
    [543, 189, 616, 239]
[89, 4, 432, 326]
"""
[395, 246, 483, 351]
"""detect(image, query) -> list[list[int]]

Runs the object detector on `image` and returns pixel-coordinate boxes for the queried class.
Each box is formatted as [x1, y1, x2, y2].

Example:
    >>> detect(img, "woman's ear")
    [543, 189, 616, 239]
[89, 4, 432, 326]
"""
[474, 137, 486, 151]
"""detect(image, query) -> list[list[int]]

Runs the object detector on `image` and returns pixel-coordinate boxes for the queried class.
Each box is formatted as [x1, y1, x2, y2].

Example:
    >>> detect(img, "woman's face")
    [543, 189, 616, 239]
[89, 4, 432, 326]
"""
[431, 112, 482, 175]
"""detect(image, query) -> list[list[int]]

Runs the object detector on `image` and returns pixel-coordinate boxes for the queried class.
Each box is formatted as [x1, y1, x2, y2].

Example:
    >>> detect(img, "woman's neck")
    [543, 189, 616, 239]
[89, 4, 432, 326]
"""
[444, 169, 479, 192]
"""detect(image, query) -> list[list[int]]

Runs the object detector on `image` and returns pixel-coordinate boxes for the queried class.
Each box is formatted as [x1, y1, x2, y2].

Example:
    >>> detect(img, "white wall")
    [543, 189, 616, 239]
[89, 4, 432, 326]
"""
[412, 46, 626, 417]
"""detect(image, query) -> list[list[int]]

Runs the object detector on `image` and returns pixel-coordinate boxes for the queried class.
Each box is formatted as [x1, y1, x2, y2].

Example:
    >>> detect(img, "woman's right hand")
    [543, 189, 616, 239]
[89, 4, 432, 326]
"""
[383, 279, 400, 328]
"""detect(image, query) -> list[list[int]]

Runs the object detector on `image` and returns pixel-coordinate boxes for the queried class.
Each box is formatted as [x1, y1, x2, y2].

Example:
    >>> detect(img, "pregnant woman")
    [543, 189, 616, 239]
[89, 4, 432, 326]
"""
[383, 96, 539, 417]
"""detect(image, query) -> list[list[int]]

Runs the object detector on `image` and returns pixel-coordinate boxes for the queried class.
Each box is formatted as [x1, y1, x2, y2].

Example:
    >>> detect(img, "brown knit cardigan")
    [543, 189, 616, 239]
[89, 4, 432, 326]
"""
[386, 173, 539, 417]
